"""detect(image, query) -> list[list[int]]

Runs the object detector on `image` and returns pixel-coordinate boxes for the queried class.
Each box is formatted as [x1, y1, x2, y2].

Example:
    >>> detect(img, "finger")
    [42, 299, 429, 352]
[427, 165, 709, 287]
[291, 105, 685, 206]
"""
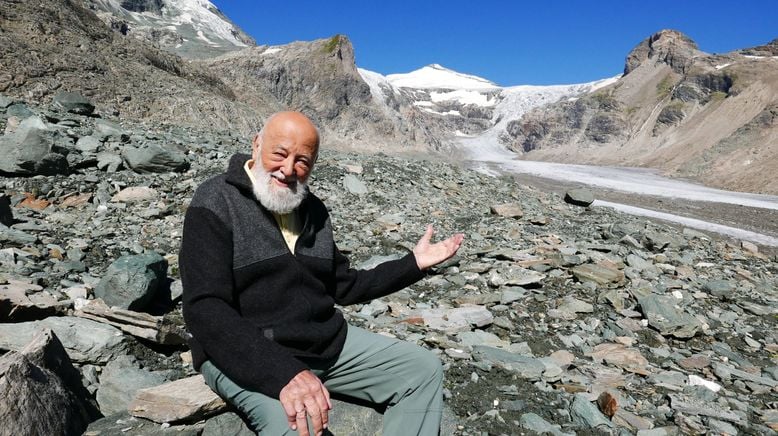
[306, 402, 323, 435]
[281, 398, 298, 429]
[323, 384, 332, 410]
[423, 224, 434, 242]
[296, 409, 309, 436]
[312, 390, 330, 428]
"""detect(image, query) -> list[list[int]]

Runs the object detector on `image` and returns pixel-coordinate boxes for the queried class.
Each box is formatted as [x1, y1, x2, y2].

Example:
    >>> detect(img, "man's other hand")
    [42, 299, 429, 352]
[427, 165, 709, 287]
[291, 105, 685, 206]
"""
[279, 370, 332, 436]
[413, 224, 464, 270]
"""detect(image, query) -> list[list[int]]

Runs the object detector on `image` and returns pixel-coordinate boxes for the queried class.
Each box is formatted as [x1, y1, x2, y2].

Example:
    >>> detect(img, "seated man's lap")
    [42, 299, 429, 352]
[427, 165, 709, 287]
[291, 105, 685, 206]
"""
[200, 324, 442, 432]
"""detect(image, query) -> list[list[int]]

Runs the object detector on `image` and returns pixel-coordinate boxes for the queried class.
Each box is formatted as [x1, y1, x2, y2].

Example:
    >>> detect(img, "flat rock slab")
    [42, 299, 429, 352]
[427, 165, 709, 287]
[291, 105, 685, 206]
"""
[0, 279, 70, 321]
[75, 298, 187, 345]
[129, 375, 227, 424]
[638, 294, 700, 339]
[111, 186, 159, 203]
[490, 203, 524, 218]
[669, 393, 744, 423]
[343, 173, 368, 195]
[587, 343, 649, 371]
[85, 411, 203, 436]
[473, 345, 545, 380]
[419, 306, 493, 333]
[571, 263, 624, 285]
[0, 316, 127, 364]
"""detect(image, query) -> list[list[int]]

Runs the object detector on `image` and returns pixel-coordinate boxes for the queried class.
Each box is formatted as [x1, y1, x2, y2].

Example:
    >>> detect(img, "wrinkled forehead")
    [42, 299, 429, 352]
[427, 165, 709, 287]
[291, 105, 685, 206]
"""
[261, 115, 319, 151]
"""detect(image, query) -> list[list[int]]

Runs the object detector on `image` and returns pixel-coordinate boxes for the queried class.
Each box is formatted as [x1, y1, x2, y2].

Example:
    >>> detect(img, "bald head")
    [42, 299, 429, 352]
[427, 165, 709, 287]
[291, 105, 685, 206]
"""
[254, 112, 319, 156]
[252, 111, 319, 185]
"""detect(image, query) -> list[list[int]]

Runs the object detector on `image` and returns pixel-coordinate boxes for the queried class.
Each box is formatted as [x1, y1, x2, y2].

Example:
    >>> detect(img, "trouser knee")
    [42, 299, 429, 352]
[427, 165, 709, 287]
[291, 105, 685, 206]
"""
[412, 348, 444, 386]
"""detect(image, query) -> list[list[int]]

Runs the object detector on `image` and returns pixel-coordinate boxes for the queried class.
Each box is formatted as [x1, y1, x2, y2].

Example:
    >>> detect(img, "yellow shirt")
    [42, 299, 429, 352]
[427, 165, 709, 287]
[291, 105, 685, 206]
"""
[244, 160, 301, 253]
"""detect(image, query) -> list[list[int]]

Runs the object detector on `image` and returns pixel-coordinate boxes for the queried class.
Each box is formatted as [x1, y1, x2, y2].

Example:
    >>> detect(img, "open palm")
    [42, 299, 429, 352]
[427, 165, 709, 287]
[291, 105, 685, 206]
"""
[412, 224, 464, 270]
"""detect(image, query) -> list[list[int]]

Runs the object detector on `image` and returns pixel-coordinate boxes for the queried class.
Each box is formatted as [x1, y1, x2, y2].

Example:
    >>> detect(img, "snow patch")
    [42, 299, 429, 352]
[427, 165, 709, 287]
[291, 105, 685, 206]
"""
[164, 0, 248, 47]
[262, 47, 282, 55]
[419, 107, 461, 116]
[715, 63, 732, 70]
[430, 90, 495, 106]
[387, 64, 499, 90]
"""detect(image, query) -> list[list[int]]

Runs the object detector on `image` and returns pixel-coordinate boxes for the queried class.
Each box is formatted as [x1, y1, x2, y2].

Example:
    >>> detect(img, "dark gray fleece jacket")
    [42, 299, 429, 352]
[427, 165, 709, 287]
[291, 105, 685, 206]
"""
[180, 154, 425, 398]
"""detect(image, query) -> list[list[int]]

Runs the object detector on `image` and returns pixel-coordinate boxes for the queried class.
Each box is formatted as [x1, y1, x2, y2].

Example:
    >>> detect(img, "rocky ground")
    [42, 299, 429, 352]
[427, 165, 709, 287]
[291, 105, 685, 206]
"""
[1, 95, 778, 435]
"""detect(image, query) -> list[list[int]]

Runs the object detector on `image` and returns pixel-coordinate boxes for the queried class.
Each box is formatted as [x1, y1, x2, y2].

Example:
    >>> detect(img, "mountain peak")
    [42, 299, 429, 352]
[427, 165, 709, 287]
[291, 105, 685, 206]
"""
[624, 29, 700, 75]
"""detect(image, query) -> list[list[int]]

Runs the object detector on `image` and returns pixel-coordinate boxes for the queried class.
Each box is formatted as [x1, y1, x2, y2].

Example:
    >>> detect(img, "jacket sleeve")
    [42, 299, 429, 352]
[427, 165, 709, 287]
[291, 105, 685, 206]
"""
[180, 205, 308, 398]
[332, 246, 426, 306]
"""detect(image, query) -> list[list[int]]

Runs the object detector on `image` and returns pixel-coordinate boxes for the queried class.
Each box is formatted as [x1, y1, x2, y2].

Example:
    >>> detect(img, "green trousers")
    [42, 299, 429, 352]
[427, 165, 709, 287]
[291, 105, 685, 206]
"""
[200, 324, 443, 435]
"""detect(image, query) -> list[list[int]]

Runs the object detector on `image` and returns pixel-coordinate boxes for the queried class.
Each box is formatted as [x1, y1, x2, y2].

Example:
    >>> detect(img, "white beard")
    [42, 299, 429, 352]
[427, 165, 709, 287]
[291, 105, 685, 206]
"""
[250, 164, 308, 214]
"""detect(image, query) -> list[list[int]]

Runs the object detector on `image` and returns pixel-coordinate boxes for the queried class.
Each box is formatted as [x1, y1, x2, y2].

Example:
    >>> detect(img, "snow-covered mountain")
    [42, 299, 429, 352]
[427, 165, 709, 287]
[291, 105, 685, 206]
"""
[87, 0, 255, 58]
[359, 64, 619, 153]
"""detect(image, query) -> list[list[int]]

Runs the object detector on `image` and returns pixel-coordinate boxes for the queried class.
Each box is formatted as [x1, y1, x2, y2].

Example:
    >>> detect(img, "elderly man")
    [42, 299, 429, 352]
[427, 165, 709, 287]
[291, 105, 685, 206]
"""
[180, 111, 463, 436]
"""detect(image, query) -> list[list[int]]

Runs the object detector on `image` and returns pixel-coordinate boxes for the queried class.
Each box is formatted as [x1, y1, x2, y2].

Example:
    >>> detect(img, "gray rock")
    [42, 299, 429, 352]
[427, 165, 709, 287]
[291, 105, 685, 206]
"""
[96, 151, 123, 172]
[356, 253, 403, 270]
[571, 263, 624, 285]
[669, 393, 744, 423]
[0, 329, 100, 435]
[97, 355, 171, 416]
[343, 173, 368, 195]
[564, 188, 594, 207]
[703, 279, 735, 298]
[94, 119, 129, 141]
[473, 345, 545, 380]
[202, 412, 255, 436]
[638, 294, 700, 338]
[520, 412, 574, 436]
[707, 418, 738, 436]
[94, 252, 168, 311]
[0, 116, 68, 175]
[0, 317, 127, 364]
[0, 95, 13, 109]
[52, 92, 95, 115]
[123, 144, 190, 173]
[570, 394, 613, 429]
[6, 103, 34, 118]
[86, 411, 203, 435]
[0, 223, 37, 245]
[75, 135, 102, 153]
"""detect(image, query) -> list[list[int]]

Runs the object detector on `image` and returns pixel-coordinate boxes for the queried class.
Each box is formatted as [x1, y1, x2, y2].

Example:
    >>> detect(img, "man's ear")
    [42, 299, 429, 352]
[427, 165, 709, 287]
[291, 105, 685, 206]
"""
[251, 133, 262, 159]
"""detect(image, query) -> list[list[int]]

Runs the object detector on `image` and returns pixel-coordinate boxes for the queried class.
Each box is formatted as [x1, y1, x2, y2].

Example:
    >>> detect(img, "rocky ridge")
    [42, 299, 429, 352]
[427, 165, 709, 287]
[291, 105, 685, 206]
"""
[86, 0, 256, 59]
[502, 29, 778, 194]
[1, 94, 778, 435]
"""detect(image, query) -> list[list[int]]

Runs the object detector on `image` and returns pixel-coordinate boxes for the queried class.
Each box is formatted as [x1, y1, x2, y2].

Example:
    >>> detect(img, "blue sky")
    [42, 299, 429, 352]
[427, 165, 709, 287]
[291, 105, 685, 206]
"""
[211, 0, 777, 87]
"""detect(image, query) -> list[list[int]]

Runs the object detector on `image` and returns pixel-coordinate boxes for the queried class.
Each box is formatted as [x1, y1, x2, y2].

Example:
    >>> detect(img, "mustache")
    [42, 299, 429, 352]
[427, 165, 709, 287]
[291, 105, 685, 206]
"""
[270, 171, 297, 185]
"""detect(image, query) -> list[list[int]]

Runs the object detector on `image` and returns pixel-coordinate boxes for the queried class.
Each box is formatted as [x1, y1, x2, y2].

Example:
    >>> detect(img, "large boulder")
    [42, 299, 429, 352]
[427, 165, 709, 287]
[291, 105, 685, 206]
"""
[122, 144, 190, 173]
[0, 329, 100, 435]
[52, 92, 95, 115]
[0, 116, 69, 175]
[94, 252, 168, 311]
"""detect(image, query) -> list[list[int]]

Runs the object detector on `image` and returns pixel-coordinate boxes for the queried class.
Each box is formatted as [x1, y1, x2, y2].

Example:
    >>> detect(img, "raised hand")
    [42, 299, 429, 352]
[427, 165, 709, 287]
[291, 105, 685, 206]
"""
[412, 224, 464, 270]
[279, 370, 332, 436]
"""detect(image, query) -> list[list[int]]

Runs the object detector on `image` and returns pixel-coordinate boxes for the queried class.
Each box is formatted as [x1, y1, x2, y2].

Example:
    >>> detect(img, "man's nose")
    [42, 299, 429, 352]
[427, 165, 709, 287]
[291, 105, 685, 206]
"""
[280, 158, 295, 179]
